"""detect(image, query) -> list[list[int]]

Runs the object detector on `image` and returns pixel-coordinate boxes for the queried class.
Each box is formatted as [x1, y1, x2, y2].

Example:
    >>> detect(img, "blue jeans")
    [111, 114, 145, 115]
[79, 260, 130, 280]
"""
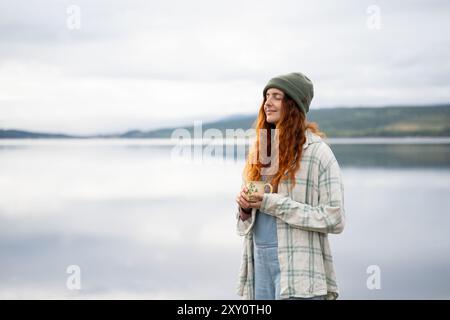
[254, 245, 281, 300]
[286, 295, 327, 300]
[253, 211, 326, 300]
[253, 244, 327, 300]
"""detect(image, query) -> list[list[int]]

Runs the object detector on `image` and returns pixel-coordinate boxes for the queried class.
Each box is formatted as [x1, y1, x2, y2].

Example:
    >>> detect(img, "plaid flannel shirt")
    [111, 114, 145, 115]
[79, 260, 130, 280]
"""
[236, 129, 345, 300]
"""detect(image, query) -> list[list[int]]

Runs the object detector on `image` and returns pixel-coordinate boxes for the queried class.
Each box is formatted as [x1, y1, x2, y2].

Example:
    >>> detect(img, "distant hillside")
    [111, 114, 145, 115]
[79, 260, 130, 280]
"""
[119, 104, 450, 138]
[0, 129, 77, 139]
[308, 104, 450, 137]
[2, 104, 450, 138]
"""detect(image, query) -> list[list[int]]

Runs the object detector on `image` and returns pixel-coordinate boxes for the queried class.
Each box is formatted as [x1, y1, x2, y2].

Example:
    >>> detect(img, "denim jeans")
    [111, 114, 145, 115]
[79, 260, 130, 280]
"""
[285, 295, 327, 300]
[254, 244, 281, 300]
[253, 244, 327, 300]
[253, 210, 326, 300]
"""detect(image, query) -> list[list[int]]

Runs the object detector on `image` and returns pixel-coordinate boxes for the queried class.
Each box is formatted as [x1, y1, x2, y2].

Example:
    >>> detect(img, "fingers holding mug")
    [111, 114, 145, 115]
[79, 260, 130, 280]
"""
[236, 193, 250, 210]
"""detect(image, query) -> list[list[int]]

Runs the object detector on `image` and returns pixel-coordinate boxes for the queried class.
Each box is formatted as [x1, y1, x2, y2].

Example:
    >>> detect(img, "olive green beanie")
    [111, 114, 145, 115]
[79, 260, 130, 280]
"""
[263, 72, 314, 114]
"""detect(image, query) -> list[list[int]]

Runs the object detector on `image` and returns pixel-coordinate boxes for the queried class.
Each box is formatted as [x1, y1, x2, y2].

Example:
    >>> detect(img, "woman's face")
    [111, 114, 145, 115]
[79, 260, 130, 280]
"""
[264, 88, 284, 124]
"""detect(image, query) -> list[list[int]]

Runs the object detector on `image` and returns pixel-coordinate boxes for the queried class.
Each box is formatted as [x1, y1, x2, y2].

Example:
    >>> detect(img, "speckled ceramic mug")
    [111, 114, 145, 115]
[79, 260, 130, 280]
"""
[245, 181, 273, 201]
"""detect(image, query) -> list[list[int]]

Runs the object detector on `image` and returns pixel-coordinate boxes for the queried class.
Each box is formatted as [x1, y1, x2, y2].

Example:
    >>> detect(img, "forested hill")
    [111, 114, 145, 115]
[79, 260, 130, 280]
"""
[1, 104, 449, 138]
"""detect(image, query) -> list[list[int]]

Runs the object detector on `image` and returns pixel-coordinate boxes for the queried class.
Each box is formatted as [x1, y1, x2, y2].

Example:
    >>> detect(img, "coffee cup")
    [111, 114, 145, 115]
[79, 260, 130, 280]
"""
[245, 181, 273, 201]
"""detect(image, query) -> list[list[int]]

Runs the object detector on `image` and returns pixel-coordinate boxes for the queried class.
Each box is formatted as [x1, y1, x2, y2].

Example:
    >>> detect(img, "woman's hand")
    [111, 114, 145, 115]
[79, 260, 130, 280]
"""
[236, 187, 264, 221]
[236, 187, 252, 221]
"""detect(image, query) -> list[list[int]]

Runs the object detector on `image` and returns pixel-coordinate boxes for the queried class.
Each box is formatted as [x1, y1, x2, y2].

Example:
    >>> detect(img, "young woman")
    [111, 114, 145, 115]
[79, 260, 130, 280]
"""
[235, 72, 345, 300]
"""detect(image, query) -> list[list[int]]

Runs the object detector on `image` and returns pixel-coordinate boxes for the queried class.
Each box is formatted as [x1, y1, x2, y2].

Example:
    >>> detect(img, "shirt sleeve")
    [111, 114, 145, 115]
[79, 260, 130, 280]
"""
[259, 158, 345, 234]
[236, 206, 256, 236]
[235, 177, 256, 236]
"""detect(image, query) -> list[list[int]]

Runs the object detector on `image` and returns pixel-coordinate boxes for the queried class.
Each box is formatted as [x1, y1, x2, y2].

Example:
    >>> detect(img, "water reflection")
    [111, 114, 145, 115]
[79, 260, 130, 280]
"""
[332, 144, 450, 168]
[0, 139, 449, 299]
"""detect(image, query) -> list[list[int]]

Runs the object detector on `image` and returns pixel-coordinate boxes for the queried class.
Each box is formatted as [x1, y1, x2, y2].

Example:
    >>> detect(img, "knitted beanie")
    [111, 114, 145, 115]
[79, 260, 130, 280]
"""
[263, 72, 314, 114]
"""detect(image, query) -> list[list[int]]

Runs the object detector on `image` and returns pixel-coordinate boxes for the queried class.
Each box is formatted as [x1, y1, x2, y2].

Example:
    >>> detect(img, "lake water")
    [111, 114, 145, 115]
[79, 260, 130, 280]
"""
[0, 138, 449, 299]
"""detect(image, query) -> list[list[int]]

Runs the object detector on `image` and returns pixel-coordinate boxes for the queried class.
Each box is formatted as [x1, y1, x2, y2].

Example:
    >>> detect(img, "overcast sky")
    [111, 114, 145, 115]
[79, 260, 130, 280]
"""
[1, 0, 450, 135]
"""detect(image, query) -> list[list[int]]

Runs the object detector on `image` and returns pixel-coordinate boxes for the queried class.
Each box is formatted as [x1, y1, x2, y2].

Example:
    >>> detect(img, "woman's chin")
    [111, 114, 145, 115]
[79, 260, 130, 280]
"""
[266, 117, 278, 124]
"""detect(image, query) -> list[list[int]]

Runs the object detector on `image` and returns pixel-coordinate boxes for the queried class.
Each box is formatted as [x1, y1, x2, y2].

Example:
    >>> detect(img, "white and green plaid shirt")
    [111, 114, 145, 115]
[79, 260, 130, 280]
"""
[236, 129, 346, 300]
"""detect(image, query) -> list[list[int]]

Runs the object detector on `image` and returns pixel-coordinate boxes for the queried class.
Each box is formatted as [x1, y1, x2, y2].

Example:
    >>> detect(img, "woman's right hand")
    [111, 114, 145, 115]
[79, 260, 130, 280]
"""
[236, 186, 252, 221]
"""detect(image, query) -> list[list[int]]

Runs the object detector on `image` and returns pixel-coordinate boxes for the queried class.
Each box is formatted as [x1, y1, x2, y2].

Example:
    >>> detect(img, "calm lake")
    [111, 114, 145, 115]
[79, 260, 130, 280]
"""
[0, 138, 449, 299]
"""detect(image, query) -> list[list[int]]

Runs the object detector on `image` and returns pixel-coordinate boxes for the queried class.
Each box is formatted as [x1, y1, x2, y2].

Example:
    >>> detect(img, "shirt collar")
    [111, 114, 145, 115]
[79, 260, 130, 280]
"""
[303, 129, 322, 149]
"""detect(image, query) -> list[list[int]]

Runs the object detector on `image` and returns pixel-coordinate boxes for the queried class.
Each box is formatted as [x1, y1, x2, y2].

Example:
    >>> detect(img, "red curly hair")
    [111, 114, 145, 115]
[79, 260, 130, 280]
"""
[244, 95, 326, 191]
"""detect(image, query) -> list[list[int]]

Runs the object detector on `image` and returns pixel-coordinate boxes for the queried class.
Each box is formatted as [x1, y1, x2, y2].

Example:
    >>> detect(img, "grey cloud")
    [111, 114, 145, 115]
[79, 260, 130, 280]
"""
[1, 0, 450, 133]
